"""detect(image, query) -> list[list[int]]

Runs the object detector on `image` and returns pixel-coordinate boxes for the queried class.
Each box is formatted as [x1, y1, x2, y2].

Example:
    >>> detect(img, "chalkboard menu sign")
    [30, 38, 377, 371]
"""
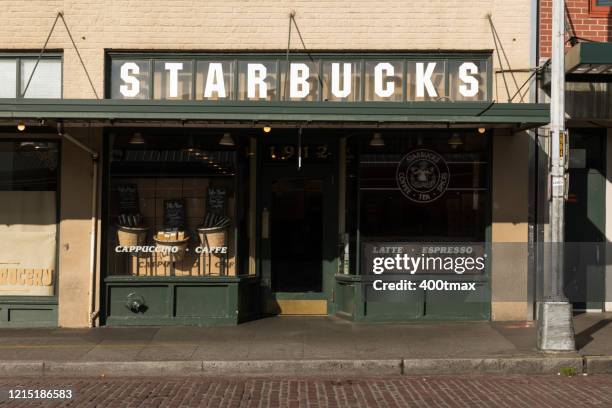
[207, 187, 227, 215]
[163, 199, 186, 230]
[117, 184, 139, 215]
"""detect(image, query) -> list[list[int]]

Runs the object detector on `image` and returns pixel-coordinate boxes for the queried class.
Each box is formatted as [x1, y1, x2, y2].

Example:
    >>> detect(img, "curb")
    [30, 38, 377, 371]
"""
[0, 356, 599, 377]
[402, 357, 583, 375]
[44, 361, 203, 377]
[201, 360, 402, 376]
[0, 361, 44, 377]
[40, 360, 402, 377]
[584, 356, 612, 374]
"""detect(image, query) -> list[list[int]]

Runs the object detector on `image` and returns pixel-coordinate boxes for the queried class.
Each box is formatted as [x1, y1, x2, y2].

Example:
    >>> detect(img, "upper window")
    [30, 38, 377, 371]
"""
[0, 55, 62, 98]
[589, 0, 612, 16]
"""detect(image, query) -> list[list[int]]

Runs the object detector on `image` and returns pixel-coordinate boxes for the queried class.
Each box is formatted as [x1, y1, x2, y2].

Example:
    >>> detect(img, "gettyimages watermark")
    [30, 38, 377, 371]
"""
[359, 242, 612, 304]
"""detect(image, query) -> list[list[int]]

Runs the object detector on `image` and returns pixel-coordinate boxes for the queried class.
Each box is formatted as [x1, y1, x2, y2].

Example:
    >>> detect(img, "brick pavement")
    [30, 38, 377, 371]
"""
[0, 375, 610, 408]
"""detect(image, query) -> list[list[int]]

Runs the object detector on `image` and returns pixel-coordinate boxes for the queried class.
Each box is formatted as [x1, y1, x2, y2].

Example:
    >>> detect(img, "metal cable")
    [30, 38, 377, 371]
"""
[290, 15, 327, 92]
[487, 15, 518, 103]
[22, 12, 99, 99]
[21, 13, 61, 97]
[283, 14, 292, 100]
[489, 18, 524, 102]
[58, 13, 99, 99]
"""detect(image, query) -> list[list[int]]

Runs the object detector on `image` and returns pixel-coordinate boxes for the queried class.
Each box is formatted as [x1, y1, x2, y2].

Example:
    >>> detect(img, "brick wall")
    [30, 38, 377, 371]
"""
[0, 0, 533, 101]
[540, 0, 612, 58]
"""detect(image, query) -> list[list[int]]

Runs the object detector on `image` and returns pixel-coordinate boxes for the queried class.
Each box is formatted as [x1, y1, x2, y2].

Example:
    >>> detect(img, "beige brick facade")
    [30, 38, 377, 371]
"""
[0, 0, 533, 101]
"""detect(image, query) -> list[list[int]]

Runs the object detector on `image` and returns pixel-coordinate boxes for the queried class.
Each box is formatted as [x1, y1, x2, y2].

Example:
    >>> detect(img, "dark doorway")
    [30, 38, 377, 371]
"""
[270, 178, 324, 292]
[565, 128, 606, 310]
[258, 135, 338, 315]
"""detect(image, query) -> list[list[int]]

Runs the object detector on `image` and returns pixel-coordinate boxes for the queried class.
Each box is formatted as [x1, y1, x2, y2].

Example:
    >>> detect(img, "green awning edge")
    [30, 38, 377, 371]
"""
[0, 99, 549, 125]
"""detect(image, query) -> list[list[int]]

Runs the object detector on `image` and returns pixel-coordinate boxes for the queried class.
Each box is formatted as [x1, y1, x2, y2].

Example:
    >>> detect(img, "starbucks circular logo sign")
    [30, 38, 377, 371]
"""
[396, 149, 450, 203]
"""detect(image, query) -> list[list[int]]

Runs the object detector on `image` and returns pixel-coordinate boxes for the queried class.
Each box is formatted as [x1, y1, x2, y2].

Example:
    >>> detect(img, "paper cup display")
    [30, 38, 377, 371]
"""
[153, 236, 190, 263]
[197, 226, 227, 257]
[117, 225, 149, 248]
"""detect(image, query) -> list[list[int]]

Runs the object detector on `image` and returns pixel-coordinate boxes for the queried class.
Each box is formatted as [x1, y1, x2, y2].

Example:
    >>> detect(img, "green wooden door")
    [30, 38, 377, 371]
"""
[565, 129, 606, 310]
[259, 139, 338, 315]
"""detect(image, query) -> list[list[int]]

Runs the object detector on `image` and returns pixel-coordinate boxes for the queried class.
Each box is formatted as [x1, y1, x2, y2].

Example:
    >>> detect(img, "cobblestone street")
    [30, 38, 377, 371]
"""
[0, 375, 610, 407]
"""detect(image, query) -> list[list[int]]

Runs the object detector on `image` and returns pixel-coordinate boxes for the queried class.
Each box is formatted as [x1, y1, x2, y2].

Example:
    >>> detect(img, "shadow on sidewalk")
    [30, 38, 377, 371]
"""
[575, 318, 611, 350]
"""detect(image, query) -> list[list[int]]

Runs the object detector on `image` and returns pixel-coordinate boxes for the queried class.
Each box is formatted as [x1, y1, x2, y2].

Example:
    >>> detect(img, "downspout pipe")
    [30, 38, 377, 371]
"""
[58, 123, 100, 328]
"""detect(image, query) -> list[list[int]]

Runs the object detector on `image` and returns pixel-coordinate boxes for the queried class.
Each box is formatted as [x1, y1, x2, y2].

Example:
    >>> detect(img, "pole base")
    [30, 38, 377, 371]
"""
[537, 301, 576, 351]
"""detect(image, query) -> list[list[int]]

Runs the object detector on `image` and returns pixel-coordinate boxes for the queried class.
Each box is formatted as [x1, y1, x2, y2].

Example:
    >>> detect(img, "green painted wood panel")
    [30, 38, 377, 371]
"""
[174, 285, 229, 318]
[108, 286, 169, 318]
[103, 276, 260, 326]
[424, 282, 489, 319]
[0, 305, 57, 327]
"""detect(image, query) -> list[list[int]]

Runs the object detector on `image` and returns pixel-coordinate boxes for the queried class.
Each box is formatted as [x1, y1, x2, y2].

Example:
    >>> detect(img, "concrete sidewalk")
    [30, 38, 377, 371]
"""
[0, 313, 610, 376]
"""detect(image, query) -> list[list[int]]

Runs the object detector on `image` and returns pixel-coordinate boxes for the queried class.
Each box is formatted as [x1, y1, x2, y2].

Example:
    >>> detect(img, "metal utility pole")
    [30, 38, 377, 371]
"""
[537, 0, 575, 351]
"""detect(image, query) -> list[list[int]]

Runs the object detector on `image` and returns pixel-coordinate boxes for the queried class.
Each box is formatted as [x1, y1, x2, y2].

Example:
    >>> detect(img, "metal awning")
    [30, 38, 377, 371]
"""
[0, 99, 549, 130]
[566, 42, 612, 81]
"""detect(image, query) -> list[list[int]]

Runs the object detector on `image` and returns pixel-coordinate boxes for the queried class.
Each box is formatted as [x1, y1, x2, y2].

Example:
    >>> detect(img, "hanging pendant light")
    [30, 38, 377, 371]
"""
[219, 132, 235, 146]
[448, 132, 463, 149]
[129, 132, 145, 144]
[369, 132, 385, 147]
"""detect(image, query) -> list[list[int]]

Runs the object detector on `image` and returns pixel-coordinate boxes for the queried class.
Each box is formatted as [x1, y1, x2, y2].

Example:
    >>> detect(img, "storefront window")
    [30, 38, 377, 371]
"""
[407, 60, 446, 101]
[237, 61, 277, 101]
[195, 61, 235, 100]
[153, 60, 193, 100]
[322, 61, 361, 102]
[105, 131, 250, 278]
[0, 60, 17, 98]
[279, 61, 320, 101]
[364, 61, 403, 102]
[110, 59, 150, 99]
[0, 141, 59, 296]
[448, 60, 488, 101]
[0, 56, 62, 98]
[357, 131, 488, 241]
[343, 131, 489, 275]
[20, 59, 62, 98]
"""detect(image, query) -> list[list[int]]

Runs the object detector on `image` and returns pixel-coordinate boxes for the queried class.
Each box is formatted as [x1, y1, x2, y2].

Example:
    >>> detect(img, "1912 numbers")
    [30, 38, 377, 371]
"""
[268, 144, 330, 161]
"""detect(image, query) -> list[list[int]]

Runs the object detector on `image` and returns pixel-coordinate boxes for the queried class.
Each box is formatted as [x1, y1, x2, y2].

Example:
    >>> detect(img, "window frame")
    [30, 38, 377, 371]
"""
[105, 52, 494, 103]
[0, 137, 62, 300]
[589, 0, 612, 17]
[0, 52, 63, 99]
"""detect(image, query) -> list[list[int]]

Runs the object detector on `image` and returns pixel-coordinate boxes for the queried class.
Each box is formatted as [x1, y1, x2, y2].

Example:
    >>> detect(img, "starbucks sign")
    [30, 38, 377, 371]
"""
[109, 53, 490, 102]
[396, 149, 450, 203]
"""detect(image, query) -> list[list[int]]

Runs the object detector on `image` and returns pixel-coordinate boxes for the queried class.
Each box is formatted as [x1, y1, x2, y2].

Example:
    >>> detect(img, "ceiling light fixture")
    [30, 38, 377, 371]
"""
[219, 132, 235, 146]
[17, 121, 26, 132]
[129, 132, 145, 145]
[262, 125, 272, 133]
[448, 132, 463, 149]
[369, 132, 385, 147]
